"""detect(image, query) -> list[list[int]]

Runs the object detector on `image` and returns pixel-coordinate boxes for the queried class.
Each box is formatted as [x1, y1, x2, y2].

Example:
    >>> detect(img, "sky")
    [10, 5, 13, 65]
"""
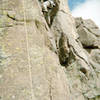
[68, 0, 100, 27]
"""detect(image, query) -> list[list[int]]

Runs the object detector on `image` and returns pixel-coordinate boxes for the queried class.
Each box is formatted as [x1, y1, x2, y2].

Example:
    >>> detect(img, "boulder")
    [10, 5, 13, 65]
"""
[75, 17, 100, 48]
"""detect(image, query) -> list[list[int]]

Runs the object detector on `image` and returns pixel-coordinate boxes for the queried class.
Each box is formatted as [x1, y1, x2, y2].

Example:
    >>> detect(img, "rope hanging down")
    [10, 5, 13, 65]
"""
[22, 0, 35, 99]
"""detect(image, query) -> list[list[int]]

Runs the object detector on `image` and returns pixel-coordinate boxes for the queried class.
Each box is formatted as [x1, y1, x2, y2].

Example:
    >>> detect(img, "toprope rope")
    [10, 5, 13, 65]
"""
[22, 0, 35, 99]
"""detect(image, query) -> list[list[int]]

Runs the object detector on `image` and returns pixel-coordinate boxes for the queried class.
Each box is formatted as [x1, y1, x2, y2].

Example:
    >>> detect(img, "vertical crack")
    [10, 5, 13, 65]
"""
[49, 84, 53, 100]
[49, 78, 53, 100]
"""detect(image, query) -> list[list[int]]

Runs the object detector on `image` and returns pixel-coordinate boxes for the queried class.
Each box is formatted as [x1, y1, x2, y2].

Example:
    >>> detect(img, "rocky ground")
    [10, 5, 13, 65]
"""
[0, 0, 100, 100]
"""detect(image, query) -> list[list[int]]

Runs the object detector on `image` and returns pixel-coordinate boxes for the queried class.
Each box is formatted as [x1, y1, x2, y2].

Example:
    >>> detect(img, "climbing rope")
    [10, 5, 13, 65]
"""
[22, 0, 35, 99]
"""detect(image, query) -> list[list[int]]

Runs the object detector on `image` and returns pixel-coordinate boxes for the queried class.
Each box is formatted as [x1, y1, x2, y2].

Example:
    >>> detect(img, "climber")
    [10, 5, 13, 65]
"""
[42, 0, 55, 12]
[41, 0, 56, 25]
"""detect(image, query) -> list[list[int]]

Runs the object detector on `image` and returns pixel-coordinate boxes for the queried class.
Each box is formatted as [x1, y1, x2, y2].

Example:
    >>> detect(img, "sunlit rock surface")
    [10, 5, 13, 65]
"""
[0, 0, 100, 100]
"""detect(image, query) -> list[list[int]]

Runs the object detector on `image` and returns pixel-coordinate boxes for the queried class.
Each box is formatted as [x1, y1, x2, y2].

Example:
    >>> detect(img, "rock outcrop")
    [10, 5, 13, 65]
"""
[66, 17, 100, 100]
[75, 17, 100, 49]
[0, 0, 100, 100]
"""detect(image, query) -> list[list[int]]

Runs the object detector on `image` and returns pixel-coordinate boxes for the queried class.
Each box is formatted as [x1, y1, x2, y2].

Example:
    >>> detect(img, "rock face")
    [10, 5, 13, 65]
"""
[0, 0, 70, 100]
[0, 0, 100, 100]
[75, 17, 100, 49]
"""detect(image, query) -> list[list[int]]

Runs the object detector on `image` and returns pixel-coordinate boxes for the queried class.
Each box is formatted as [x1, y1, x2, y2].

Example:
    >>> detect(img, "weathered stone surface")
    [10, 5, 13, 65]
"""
[0, 0, 70, 100]
[0, 0, 100, 100]
[91, 49, 100, 64]
[65, 18, 100, 100]
[75, 17, 100, 48]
